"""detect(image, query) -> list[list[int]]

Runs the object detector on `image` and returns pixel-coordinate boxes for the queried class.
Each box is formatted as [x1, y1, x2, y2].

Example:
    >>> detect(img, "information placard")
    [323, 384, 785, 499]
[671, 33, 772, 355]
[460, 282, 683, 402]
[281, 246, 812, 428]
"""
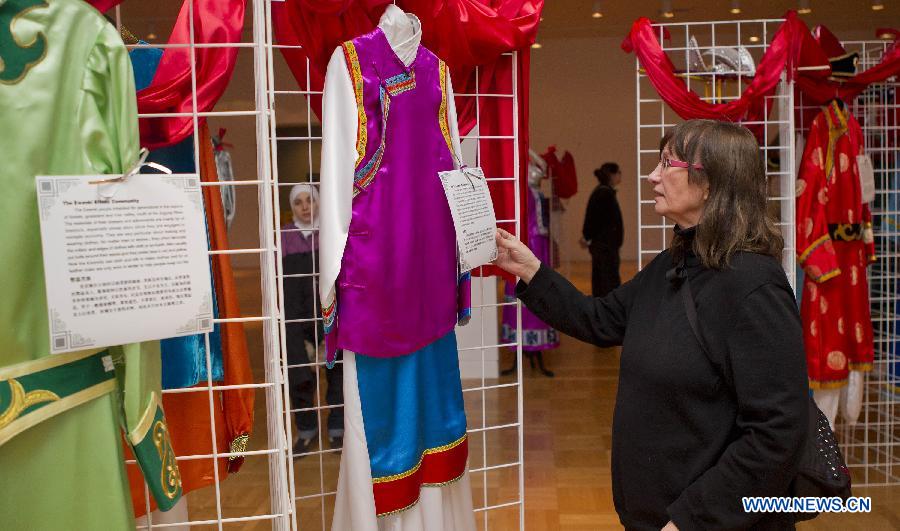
[36, 174, 214, 354]
[439, 167, 499, 272]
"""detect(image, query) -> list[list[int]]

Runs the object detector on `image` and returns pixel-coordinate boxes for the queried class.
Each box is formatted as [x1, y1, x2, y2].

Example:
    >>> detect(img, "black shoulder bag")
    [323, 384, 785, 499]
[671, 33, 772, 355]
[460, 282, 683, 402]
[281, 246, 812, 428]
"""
[676, 270, 851, 522]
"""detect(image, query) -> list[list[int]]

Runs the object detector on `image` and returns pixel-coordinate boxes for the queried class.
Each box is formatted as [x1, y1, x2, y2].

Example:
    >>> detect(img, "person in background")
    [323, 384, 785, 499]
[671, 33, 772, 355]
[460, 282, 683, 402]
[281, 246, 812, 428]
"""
[281, 183, 344, 455]
[493, 120, 808, 530]
[582, 162, 624, 297]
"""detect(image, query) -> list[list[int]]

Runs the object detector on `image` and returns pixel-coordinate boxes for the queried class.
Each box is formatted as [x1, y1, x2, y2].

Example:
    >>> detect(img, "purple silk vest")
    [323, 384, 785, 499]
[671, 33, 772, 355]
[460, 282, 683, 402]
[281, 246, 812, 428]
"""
[323, 28, 471, 364]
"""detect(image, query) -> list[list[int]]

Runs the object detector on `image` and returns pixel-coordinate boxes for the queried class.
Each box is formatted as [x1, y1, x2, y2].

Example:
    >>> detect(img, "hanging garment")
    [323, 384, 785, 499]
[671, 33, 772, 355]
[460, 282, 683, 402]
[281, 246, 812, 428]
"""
[0, 1, 180, 528]
[130, 44, 226, 390]
[502, 185, 559, 351]
[319, 6, 475, 528]
[125, 124, 254, 516]
[796, 101, 876, 390]
[541, 146, 578, 199]
[128, 44, 241, 517]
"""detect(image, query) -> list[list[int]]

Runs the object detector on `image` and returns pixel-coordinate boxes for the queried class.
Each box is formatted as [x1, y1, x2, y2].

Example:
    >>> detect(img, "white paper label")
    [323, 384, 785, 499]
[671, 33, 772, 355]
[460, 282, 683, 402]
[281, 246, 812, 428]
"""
[438, 167, 499, 273]
[857, 154, 875, 204]
[36, 173, 214, 354]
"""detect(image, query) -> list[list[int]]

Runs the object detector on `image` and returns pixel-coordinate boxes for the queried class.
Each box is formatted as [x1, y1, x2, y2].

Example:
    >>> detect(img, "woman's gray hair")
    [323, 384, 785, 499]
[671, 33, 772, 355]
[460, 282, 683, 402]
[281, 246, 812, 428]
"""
[662, 119, 784, 269]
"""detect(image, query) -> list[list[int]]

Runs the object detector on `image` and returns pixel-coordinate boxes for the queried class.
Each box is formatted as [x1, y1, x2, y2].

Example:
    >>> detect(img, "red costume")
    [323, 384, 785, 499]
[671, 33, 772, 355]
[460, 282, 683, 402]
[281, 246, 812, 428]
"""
[797, 100, 876, 389]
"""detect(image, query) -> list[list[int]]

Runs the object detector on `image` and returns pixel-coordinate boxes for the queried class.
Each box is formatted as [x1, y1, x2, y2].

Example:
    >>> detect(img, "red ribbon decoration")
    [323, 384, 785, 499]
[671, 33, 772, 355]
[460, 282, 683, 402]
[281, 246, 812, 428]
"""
[86, 0, 247, 149]
[273, 1, 542, 281]
[622, 12, 900, 133]
[272, 0, 541, 132]
[622, 11, 828, 131]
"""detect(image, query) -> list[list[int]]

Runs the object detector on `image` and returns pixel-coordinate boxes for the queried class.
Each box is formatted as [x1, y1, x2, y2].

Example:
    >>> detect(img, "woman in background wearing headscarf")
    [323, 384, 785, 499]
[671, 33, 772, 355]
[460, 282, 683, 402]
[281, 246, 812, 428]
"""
[281, 183, 344, 455]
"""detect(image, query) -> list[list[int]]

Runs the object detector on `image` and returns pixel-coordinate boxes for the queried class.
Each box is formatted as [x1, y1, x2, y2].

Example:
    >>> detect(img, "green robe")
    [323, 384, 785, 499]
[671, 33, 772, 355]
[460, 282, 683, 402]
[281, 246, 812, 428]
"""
[0, 0, 181, 527]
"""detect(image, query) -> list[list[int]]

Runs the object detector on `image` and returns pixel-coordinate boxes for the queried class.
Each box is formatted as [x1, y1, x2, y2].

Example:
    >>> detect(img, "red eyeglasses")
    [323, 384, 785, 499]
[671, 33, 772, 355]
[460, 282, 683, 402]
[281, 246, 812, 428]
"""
[660, 156, 704, 171]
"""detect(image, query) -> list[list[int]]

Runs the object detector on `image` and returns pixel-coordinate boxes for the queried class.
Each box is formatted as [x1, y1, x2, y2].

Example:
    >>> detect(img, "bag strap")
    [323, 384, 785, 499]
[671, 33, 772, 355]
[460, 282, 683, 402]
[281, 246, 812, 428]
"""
[678, 268, 733, 390]
[679, 274, 708, 356]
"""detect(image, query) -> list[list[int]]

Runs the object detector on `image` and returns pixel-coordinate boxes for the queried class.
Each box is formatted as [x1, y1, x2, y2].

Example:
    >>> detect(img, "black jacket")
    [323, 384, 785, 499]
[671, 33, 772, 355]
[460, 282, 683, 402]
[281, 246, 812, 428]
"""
[517, 235, 808, 530]
[583, 184, 623, 249]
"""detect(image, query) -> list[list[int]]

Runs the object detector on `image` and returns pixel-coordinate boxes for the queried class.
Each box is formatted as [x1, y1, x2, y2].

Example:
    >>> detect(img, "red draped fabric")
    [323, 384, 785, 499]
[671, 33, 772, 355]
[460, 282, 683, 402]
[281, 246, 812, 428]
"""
[622, 11, 828, 130]
[623, 12, 900, 134]
[87, 0, 247, 149]
[273, 1, 542, 281]
[475, 50, 529, 282]
[86, 0, 124, 12]
[271, 0, 386, 122]
[273, 0, 541, 134]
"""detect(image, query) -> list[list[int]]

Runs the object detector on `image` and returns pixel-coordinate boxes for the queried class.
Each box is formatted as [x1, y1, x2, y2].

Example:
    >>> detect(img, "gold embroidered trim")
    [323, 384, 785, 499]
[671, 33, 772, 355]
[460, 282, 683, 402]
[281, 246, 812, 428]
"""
[823, 102, 848, 181]
[813, 268, 841, 283]
[372, 434, 467, 484]
[808, 378, 848, 390]
[153, 419, 182, 499]
[342, 41, 367, 168]
[0, 379, 60, 429]
[421, 468, 467, 488]
[129, 391, 160, 445]
[377, 497, 421, 518]
[0, 348, 103, 381]
[0, 379, 115, 447]
[798, 234, 831, 264]
[437, 60, 454, 156]
[848, 362, 873, 371]
[229, 433, 250, 462]
[375, 469, 469, 518]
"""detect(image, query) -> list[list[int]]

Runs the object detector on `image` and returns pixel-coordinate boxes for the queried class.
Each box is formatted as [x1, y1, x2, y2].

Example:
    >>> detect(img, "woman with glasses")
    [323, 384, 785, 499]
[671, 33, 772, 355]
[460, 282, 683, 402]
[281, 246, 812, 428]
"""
[493, 120, 808, 530]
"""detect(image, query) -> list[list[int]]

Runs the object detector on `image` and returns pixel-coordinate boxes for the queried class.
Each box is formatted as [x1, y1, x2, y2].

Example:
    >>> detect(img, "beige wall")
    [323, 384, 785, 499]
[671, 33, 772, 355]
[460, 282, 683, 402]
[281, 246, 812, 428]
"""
[530, 36, 639, 264]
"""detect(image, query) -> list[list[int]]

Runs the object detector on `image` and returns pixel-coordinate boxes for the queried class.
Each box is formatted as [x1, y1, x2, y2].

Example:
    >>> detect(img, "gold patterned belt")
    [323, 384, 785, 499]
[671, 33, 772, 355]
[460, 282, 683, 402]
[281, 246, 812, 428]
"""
[828, 223, 863, 242]
[0, 350, 115, 447]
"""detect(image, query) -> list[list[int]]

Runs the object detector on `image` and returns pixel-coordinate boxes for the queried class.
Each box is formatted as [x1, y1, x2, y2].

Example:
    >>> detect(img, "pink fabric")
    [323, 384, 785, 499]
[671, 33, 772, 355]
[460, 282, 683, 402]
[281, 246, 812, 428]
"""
[85, 0, 125, 12]
[137, 0, 246, 148]
[324, 28, 459, 362]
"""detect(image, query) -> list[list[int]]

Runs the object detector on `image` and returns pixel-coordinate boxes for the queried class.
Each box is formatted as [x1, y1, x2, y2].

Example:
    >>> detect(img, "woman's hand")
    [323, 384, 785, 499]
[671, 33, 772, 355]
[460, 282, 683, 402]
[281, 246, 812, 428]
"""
[493, 228, 541, 283]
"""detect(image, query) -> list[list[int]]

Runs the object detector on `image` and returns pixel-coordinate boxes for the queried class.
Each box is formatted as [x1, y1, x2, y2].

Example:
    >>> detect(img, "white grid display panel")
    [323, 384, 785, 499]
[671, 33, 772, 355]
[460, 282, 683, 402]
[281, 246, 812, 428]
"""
[635, 19, 796, 283]
[116, 0, 294, 529]
[264, 4, 526, 530]
[830, 41, 900, 487]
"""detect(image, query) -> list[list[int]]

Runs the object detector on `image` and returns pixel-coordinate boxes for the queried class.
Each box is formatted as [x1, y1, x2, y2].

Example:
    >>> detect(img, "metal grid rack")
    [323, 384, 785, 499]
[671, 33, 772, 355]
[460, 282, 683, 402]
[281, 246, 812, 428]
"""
[637, 18, 900, 490]
[115, 0, 525, 529]
[116, 0, 294, 528]
[829, 40, 900, 487]
[266, 14, 526, 529]
[634, 18, 796, 285]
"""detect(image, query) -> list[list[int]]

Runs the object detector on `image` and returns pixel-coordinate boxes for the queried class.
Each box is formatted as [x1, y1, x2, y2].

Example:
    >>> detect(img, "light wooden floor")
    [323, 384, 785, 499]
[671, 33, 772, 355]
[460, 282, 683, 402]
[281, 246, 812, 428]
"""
[173, 262, 900, 530]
